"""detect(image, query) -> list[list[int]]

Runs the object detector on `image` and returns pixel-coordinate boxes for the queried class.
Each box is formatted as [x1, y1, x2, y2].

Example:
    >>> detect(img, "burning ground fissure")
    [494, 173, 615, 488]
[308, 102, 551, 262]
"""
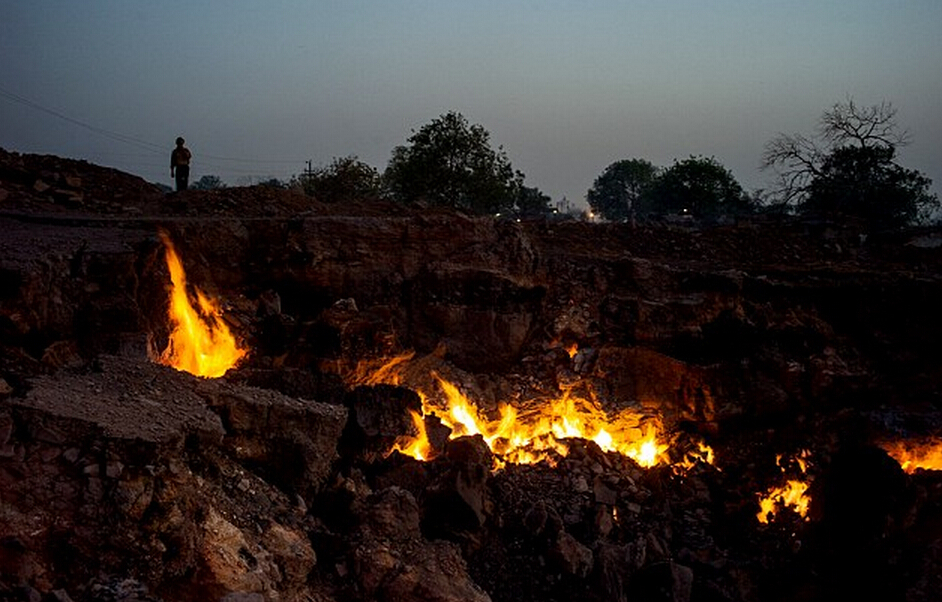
[5, 232, 942, 602]
[3, 150, 942, 601]
[149, 230, 247, 378]
[161, 239, 942, 601]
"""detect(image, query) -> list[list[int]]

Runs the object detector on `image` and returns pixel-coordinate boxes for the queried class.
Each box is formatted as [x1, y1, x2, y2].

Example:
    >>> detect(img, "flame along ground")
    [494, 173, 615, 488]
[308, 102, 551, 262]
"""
[756, 450, 813, 524]
[141, 237, 942, 524]
[880, 440, 942, 474]
[152, 232, 247, 378]
[351, 352, 712, 472]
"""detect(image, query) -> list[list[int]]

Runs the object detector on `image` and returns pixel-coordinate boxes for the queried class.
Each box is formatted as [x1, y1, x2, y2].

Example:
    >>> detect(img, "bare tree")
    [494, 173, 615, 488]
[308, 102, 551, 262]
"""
[761, 132, 825, 206]
[819, 98, 910, 149]
[761, 98, 910, 206]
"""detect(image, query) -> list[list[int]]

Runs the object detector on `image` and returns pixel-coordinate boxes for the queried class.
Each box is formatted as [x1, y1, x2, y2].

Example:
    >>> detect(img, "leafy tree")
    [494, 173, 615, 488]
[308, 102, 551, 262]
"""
[514, 185, 553, 218]
[384, 111, 521, 214]
[762, 98, 938, 226]
[586, 159, 658, 223]
[646, 156, 751, 221]
[804, 145, 936, 228]
[298, 155, 382, 203]
[257, 177, 286, 189]
[191, 174, 225, 190]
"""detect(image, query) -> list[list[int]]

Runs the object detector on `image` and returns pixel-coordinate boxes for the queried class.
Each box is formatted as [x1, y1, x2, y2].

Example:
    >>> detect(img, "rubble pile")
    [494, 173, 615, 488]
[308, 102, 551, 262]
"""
[2, 149, 942, 601]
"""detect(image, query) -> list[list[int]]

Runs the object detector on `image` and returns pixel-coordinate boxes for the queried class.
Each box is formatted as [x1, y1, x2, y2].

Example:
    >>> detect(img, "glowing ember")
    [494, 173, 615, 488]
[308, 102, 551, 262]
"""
[881, 440, 942, 473]
[756, 450, 812, 524]
[152, 232, 247, 378]
[353, 351, 416, 386]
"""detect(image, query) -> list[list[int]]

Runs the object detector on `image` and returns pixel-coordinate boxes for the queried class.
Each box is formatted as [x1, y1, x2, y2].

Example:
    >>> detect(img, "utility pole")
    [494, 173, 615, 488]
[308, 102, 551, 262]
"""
[304, 160, 314, 182]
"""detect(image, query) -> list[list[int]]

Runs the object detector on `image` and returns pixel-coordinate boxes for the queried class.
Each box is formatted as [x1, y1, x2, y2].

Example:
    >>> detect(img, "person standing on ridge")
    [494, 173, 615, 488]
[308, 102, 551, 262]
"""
[170, 137, 192, 191]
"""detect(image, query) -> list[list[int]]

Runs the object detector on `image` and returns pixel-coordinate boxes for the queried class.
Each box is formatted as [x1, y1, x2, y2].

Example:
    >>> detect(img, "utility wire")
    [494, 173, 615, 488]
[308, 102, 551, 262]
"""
[0, 86, 164, 154]
[0, 84, 301, 166]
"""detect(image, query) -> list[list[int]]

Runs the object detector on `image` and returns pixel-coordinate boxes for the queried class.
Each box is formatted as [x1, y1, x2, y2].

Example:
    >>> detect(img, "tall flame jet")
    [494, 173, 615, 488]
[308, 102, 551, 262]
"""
[154, 232, 246, 377]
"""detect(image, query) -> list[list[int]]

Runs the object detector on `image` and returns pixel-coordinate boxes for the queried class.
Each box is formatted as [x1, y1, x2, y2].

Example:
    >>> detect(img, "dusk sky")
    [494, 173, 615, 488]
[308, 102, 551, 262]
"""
[2, 1, 940, 205]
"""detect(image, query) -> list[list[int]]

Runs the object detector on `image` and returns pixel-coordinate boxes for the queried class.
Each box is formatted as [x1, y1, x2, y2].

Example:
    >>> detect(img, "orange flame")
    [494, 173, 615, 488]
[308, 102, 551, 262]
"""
[391, 410, 434, 461]
[674, 442, 717, 475]
[756, 450, 812, 523]
[352, 353, 696, 468]
[153, 233, 246, 377]
[346, 353, 720, 473]
[881, 440, 942, 473]
[433, 375, 579, 465]
[756, 480, 811, 524]
[353, 351, 416, 386]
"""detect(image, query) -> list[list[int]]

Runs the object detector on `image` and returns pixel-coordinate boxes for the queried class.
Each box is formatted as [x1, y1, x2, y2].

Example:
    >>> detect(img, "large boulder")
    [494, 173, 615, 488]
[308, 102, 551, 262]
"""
[0, 356, 343, 600]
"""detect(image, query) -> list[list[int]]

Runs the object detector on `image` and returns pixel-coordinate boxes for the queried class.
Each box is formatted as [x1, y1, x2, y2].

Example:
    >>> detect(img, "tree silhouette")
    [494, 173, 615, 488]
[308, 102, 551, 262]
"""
[514, 185, 553, 218]
[587, 159, 658, 223]
[298, 156, 382, 203]
[804, 145, 935, 229]
[646, 156, 751, 221]
[384, 111, 521, 214]
[762, 98, 937, 226]
[191, 174, 225, 190]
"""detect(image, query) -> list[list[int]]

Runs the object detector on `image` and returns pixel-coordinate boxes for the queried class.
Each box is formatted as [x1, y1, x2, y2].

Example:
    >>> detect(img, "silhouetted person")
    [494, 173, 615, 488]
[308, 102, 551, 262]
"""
[170, 137, 191, 191]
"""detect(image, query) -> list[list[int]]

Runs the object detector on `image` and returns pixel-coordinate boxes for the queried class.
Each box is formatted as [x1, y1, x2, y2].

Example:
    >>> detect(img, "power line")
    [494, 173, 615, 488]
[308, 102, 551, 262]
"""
[0, 84, 302, 167]
[0, 86, 164, 154]
[199, 152, 300, 165]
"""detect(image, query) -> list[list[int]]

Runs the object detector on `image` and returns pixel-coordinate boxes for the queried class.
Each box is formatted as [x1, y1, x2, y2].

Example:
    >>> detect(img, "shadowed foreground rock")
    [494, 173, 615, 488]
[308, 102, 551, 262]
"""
[1, 356, 344, 601]
[350, 486, 491, 602]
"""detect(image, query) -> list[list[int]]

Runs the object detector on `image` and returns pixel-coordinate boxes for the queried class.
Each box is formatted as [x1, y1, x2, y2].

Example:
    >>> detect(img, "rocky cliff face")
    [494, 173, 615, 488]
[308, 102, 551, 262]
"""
[2, 148, 942, 601]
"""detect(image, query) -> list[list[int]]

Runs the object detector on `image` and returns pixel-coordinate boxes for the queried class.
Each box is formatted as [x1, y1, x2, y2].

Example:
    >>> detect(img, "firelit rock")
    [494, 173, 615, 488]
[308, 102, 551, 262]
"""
[355, 539, 492, 602]
[418, 435, 494, 541]
[549, 531, 594, 578]
[199, 507, 275, 595]
[343, 384, 423, 463]
[446, 435, 492, 524]
[589, 346, 715, 426]
[16, 355, 225, 445]
[594, 475, 618, 505]
[206, 383, 348, 502]
[596, 540, 649, 602]
[359, 486, 422, 541]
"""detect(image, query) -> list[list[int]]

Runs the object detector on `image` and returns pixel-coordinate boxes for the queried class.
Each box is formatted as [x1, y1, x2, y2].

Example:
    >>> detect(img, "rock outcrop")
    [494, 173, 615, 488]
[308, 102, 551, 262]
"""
[3, 149, 942, 601]
[1, 355, 344, 600]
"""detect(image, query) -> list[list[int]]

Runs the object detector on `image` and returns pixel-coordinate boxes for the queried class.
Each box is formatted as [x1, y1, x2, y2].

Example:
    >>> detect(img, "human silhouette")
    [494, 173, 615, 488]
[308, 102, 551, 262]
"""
[170, 137, 192, 191]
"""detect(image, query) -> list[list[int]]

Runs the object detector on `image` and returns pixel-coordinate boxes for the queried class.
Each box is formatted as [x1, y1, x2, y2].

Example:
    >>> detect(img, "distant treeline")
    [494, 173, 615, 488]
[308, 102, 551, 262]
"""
[205, 100, 941, 231]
